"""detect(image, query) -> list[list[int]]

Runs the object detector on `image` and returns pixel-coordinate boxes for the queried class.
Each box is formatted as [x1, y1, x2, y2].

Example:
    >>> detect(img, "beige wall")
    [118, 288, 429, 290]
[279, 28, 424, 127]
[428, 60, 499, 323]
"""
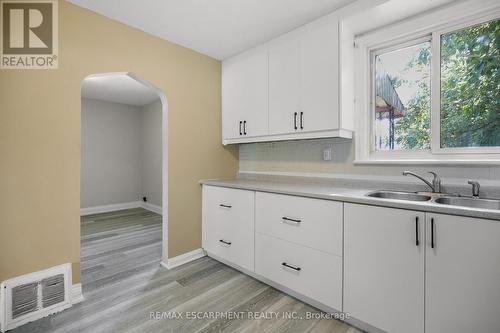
[240, 138, 500, 180]
[0, 1, 238, 283]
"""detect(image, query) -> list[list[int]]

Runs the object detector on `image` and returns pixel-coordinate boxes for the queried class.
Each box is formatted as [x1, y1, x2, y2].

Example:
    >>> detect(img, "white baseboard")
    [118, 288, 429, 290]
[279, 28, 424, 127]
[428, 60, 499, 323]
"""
[0, 283, 4, 333]
[80, 201, 142, 216]
[141, 202, 162, 215]
[71, 283, 84, 305]
[80, 201, 163, 216]
[161, 248, 205, 270]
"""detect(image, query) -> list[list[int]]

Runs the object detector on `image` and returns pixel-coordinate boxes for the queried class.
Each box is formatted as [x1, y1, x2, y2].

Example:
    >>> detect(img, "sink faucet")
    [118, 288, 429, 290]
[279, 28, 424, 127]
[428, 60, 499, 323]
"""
[402, 171, 441, 193]
[467, 180, 480, 198]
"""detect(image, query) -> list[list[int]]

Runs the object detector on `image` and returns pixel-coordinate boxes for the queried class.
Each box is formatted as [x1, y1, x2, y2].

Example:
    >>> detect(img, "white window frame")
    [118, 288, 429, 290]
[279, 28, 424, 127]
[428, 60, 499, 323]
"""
[354, 0, 500, 165]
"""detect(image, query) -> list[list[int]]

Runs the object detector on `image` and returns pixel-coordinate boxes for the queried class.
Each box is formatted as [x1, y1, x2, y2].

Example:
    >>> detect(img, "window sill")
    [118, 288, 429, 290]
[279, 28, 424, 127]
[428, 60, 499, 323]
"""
[353, 158, 500, 166]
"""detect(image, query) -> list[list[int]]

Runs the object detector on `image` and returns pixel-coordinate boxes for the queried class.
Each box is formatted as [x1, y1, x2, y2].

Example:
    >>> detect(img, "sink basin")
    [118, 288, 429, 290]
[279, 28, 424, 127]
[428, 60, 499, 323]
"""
[366, 190, 431, 202]
[434, 197, 500, 210]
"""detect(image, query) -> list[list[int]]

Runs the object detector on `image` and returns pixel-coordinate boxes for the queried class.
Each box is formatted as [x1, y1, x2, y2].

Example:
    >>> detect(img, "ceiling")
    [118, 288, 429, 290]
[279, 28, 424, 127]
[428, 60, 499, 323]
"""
[82, 74, 159, 106]
[67, 0, 356, 60]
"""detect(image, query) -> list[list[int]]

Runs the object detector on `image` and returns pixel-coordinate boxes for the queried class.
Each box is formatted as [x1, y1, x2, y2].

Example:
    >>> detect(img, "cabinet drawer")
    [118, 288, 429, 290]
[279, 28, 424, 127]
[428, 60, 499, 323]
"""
[202, 186, 255, 271]
[255, 233, 342, 310]
[203, 225, 254, 272]
[256, 192, 342, 255]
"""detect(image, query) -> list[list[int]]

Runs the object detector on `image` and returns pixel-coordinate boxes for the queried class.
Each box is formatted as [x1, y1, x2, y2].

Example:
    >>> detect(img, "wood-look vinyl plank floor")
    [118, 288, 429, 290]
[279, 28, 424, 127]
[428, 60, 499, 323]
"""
[10, 208, 362, 333]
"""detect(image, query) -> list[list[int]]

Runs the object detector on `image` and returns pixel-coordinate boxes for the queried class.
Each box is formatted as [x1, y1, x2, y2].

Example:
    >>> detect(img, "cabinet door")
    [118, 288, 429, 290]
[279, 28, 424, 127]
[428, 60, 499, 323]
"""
[268, 38, 300, 135]
[299, 21, 339, 132]
[222, 48, 268, 140]
[202, 186, 255, 271]
[425, 214, 500, 333]
[344, 204, 424, 333]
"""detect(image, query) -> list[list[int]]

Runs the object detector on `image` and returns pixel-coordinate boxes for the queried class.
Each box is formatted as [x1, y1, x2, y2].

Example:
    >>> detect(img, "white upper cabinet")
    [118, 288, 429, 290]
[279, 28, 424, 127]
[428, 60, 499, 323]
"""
[269, 38, 300, 135]
[222, 48, 268, 140]
[269, 21, 340, 136]
[222, 16, 352, 144]
[299, 21, 339, 133]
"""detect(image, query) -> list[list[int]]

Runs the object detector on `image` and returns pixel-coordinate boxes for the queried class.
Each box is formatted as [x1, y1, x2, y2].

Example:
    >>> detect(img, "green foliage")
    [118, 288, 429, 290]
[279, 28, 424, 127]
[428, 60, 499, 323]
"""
[441, 19, 500, 147]
[395, 18, 499, 149]
[394, 44, 431, 149]
[395, 82, 431, 149]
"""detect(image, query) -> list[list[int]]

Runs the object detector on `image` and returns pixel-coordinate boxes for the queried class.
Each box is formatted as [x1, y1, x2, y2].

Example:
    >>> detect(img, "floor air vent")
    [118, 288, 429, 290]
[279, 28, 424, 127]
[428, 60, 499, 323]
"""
[11, 282, 39, 319]
[41, 274, 65, 308]
[1, 264, 72, 332]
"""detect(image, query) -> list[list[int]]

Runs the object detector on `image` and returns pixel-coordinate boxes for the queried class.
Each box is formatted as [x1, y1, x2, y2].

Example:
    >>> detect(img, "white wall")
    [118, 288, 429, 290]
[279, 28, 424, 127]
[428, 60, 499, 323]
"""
[141, 100, 162, 207]
[81, 98, 162, 209]
[239, 138, 500, 181]
[81, 99, 142, 208]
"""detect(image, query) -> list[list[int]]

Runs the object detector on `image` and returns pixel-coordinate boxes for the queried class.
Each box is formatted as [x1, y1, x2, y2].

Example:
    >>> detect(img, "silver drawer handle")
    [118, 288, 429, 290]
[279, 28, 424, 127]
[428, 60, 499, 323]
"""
[282, 262, 301, 272]
[219, 239, 231, 246]
[282, 216, 301, 225]
[219, 204, 232, 209]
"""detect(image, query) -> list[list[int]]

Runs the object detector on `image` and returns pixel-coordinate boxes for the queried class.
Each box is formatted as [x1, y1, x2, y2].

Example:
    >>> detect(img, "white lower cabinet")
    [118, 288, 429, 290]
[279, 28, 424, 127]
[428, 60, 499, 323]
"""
[202, 186, 343, 311]
[425, 213, 500, 333]
[344, 203, 425, 333]
[345, 204, 500, 333]
[202, 186, 255, 271]
[255, 233, 343, 310]
[203, 185, 500, 333]
[255, 192, 343, 310]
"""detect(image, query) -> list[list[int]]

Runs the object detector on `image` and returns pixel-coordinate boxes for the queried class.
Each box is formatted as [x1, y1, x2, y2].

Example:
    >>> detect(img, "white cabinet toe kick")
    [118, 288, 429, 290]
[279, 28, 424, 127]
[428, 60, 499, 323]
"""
[202, 184, 500, 333]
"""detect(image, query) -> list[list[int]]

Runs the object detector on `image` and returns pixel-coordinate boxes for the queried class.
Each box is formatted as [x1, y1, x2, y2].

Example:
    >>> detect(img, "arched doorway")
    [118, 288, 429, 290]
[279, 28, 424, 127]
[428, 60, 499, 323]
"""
[79, 72, 168, 289]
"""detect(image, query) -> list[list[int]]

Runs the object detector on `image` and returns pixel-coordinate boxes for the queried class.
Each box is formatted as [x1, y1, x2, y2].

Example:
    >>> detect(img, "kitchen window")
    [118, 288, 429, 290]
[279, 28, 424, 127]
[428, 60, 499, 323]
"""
[355, 8, 500, 164]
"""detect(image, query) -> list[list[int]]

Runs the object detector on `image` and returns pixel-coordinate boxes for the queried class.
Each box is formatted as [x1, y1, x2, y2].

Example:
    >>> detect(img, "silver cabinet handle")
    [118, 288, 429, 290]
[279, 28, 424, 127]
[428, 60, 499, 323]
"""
[282, 216, 301, 225]
[282, 262, 301, 271]
[219, 239, 231, 246]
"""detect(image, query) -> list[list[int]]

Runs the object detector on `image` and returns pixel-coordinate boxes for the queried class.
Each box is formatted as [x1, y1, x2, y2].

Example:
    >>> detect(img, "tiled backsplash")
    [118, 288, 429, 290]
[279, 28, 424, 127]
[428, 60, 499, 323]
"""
[239, 138, 500, 182]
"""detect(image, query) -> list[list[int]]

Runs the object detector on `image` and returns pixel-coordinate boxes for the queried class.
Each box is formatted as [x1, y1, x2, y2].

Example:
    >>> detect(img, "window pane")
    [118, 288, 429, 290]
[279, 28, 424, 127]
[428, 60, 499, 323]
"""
[440, 19, 500, 148]
[374, 42, 431, 151]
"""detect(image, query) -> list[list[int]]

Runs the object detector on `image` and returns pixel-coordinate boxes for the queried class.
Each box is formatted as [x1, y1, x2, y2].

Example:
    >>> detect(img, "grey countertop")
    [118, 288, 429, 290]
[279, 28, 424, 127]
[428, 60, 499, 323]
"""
[200, 178, 500, 221]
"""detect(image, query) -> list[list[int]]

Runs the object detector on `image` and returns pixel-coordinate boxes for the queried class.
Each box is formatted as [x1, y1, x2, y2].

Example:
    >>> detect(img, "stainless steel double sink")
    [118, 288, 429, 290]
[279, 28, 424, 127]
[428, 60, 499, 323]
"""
[366, 190, 500, 210]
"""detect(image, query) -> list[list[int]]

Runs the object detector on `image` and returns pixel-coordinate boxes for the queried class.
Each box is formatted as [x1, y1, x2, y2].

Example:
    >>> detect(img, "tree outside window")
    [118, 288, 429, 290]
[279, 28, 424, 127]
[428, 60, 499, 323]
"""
[374, 18, 499, 151]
